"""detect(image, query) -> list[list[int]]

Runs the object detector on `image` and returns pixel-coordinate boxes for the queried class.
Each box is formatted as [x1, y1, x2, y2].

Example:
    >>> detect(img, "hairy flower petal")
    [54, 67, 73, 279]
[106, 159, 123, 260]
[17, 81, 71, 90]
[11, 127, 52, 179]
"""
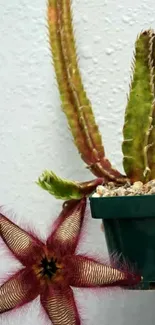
[0, 214, 43, 265]
[68, 255, 140, 287]
[47, 199, 86, 254]
[0, 269, 39, 313]
[40, 285, 80, 325]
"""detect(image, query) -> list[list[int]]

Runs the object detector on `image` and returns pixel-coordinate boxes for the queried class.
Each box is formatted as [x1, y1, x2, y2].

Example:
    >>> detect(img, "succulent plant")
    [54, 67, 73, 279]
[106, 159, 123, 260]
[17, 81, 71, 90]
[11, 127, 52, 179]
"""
[123, 30, 155, 183]
[0, 3, 145, 321]
[38, 1, 155, 199]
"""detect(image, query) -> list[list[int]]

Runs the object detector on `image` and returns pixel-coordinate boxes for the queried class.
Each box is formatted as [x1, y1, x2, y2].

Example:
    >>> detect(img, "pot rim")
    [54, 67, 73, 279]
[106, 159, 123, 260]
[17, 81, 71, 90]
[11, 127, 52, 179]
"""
[89, 193, 155, 219]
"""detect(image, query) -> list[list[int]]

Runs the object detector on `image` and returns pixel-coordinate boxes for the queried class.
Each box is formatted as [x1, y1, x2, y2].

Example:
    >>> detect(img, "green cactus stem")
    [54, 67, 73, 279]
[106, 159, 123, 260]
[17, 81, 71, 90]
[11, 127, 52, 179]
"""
[147, 107, 155, 179]
[147, 32, 155, 179]
[37, 170, 104, 200]
[122, 30, 155, 183]
[47, 0, 126, 183]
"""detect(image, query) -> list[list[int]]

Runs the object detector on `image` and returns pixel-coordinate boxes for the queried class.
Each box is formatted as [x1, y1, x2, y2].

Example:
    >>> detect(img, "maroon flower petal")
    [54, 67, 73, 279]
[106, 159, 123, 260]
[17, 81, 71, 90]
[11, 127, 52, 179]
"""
[47, 199, 86, 255]
[40, 285, 80, 325]
[0, 214, 43, 265]
[0, 268, 39, 313]
[68, 255, 141, 287]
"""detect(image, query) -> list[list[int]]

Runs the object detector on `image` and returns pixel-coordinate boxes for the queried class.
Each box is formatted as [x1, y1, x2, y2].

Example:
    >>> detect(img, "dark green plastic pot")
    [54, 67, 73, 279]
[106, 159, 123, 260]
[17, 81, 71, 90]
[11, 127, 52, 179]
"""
[89, 194, 155, 290]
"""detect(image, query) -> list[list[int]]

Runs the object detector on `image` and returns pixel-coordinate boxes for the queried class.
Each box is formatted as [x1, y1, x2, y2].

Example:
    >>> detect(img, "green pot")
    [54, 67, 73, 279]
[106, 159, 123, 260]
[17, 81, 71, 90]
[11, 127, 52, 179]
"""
[89, 194, 155, 290]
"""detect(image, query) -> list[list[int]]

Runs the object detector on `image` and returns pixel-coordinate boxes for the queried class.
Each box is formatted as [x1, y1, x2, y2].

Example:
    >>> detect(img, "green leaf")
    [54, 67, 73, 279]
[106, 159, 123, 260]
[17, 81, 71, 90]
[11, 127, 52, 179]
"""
[122, 30, 155, 182]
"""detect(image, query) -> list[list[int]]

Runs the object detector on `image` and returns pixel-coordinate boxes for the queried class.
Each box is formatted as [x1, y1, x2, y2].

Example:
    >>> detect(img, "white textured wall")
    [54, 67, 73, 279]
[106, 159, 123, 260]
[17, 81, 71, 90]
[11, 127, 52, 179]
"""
[0, 0, 155, 324]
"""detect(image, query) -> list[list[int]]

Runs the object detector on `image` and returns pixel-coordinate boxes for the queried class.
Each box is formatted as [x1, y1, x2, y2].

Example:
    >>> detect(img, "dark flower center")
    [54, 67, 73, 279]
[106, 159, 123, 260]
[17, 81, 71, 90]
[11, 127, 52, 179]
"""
[39, 257, 59, 278]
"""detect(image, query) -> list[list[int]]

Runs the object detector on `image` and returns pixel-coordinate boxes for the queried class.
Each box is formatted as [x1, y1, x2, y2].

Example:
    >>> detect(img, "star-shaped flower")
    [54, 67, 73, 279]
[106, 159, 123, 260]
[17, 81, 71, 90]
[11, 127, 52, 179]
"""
[0, 199, 141, 324]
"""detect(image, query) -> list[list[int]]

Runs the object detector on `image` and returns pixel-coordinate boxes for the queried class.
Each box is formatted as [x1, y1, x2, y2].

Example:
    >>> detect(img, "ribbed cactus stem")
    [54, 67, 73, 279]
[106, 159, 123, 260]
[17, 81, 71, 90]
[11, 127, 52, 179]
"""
[58, 0, 103, 158]
[47, 0, 125, 183]
[147, 31, 155, 179]
[122, 30, 155, 183]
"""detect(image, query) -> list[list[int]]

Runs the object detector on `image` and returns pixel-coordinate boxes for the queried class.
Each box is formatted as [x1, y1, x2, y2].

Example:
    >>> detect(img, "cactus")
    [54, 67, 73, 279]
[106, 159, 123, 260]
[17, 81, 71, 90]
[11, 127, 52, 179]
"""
[38, 2, 155, 199]
[122, 30, 155, 183]
[47, 0, 125, 183]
